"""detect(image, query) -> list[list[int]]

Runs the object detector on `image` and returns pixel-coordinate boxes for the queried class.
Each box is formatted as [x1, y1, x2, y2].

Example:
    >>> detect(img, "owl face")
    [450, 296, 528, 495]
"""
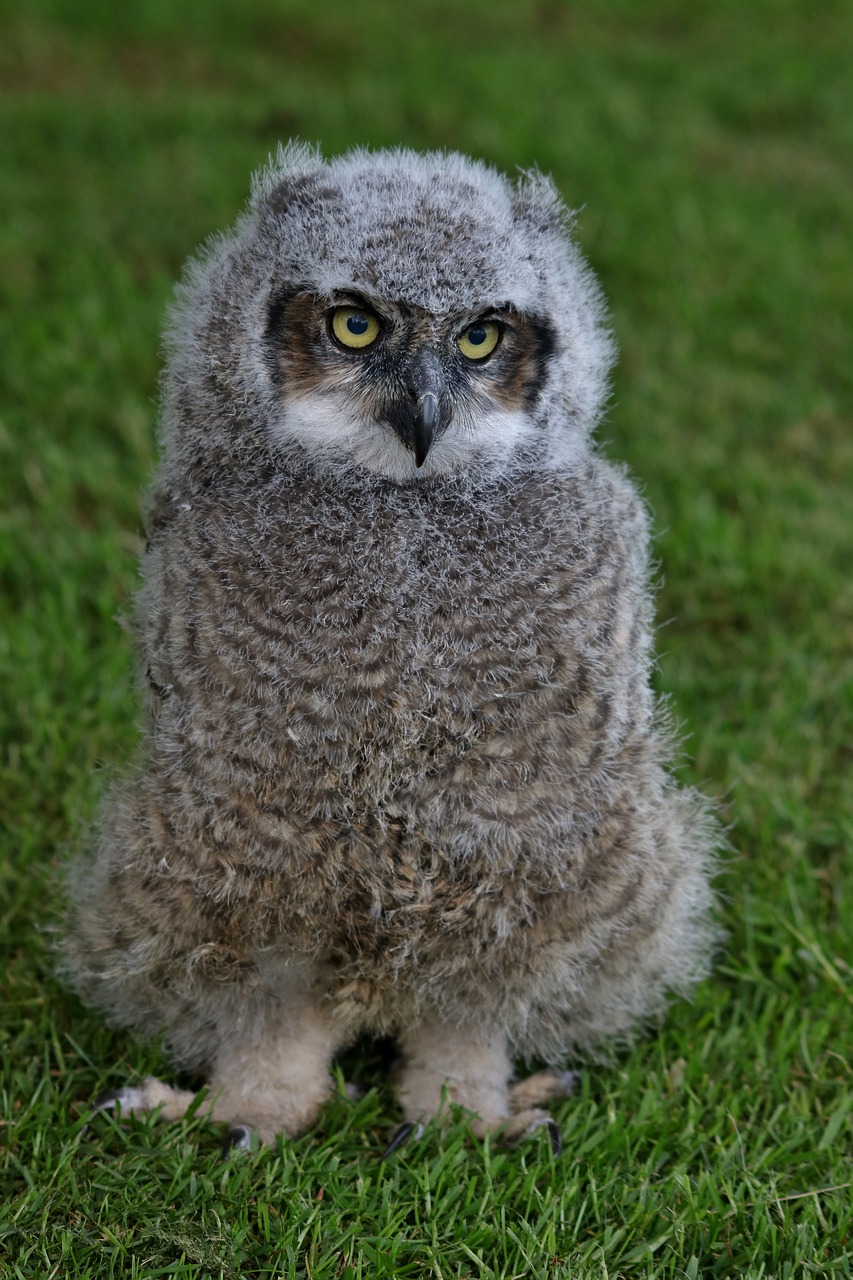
[166, 144, 615, 485]
[265, 286, 556, 481]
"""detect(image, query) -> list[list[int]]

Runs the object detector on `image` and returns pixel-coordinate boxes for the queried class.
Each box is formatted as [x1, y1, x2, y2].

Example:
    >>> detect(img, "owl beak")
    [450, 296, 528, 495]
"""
[405, 349, 447, 468]
[412, 392, 439, 468]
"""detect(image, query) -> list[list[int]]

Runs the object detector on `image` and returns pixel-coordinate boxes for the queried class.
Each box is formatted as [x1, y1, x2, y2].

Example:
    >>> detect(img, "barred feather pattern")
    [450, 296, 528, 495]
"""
[63, 453, 715, 1071]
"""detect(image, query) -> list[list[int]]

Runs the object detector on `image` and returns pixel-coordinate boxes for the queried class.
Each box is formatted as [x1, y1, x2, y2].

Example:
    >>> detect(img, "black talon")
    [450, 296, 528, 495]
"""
[546, 1119, 563, 1157]
[93, 1089, 122, 1110]
[563, 1070, 582, 1094]
[381, 1121, 417, 1158]
[222, 1125, 253, 1156]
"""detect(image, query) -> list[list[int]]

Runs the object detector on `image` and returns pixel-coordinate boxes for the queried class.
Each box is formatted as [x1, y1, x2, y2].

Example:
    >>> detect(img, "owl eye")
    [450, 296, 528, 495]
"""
[457, 321, 501, 361]
[331, 307, 381, 350]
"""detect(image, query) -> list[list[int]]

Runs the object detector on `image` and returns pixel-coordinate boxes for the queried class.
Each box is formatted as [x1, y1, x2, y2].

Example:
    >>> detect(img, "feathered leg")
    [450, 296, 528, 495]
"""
[94, 990, 343, 1148]
[391, 1022, 573, 1153]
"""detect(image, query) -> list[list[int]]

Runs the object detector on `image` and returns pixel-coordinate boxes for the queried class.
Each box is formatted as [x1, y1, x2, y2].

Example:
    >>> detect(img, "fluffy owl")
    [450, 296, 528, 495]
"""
[61, 143, 717, 1153]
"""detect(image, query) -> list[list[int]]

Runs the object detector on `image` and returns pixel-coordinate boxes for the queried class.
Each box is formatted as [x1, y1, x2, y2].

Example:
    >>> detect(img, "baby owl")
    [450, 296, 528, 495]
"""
[61, 143, 717, 1153]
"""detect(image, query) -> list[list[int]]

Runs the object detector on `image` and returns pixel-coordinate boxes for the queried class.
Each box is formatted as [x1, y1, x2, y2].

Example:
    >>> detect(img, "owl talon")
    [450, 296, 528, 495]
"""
[89, 1076, 198, 1123]
[222, 1125, 254, 1156]
[556, 1070, 582, 1096]
[92, 1085, 148, 1114]
[381, 1120, 423, 1158]
[515, 1113, 563, 1155]
[93, 1088, 122, 1111]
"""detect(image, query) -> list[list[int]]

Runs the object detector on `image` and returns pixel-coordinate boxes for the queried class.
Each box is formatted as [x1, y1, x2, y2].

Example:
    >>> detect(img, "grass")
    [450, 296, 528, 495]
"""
[1, 0, 851, 1275]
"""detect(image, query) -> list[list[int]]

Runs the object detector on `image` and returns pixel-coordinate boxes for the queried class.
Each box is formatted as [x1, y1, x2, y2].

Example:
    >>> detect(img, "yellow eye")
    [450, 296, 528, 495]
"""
[331, 307, 381, 350]
[457, 320, 501, 361]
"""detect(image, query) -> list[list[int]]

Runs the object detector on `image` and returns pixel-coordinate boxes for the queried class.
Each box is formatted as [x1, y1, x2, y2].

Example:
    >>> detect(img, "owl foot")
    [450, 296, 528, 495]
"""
[380, 1110, 561, 1155]
[490, 1108, 563, 1155]
[508, 1068, 580, 1113]
[219, 1079, 362, 1156]
[93, 1075, 198, 1122]
[91, 1071, 333, 1150]
[394, 1027, 576, 1156]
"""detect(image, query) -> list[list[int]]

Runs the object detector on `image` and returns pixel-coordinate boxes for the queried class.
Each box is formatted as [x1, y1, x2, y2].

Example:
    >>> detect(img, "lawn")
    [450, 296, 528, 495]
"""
[1, 0, 851, 1275]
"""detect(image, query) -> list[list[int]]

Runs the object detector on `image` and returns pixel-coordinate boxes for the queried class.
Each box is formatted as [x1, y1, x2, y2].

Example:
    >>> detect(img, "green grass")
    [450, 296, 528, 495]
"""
[2, 0, 851, 1275]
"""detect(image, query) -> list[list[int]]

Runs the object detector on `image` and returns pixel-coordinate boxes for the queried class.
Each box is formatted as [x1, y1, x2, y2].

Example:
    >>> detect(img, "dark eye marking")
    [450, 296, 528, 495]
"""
[264, 289, 335, 392]
[464, 311, 557, 412]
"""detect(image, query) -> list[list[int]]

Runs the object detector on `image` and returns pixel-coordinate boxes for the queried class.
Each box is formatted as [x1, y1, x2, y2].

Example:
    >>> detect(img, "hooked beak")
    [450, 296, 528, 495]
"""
[412, 389, 440, 468]
[402, 349, 449, 468]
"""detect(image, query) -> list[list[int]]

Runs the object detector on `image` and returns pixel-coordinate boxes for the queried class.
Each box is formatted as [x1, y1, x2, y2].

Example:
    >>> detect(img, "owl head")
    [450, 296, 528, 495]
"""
[163, 143, 614, 485]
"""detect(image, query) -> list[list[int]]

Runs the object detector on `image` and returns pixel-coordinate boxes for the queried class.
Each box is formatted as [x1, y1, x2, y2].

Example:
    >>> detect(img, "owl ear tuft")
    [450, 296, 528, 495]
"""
[512, 170, 576, 237]
[250, 141, 338, 217]
[260, 174, 341, 217]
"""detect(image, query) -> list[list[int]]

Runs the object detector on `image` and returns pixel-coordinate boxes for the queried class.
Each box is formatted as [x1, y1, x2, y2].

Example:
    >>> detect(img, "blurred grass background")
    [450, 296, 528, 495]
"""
[1, 0, 851, 1276]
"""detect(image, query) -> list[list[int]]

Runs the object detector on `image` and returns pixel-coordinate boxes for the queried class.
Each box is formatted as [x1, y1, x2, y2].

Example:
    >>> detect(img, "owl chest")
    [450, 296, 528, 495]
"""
[153, 494, 600, 964]
[241, 525, 559, 747]
[154, 489, 583, 809]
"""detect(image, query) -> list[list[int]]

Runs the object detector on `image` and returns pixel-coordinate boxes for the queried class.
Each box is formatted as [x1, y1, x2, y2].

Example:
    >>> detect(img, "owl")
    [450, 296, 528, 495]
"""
[61, 143, 717, 1154]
